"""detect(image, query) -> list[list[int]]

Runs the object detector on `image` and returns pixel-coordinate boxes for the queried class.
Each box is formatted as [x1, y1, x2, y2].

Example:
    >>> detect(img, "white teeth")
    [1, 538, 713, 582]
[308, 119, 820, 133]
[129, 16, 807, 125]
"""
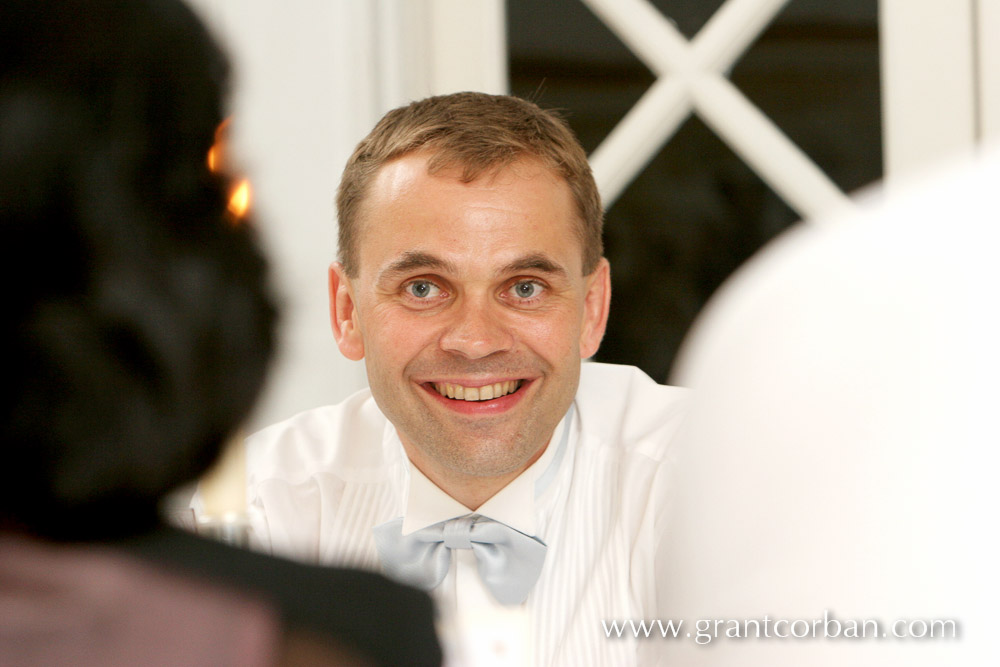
[432, 380, 522, 401]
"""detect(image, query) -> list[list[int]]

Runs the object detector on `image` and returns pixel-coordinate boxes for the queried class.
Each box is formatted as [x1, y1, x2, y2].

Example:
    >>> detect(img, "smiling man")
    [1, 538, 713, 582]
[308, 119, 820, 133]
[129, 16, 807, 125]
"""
[243, 93, 689, 665]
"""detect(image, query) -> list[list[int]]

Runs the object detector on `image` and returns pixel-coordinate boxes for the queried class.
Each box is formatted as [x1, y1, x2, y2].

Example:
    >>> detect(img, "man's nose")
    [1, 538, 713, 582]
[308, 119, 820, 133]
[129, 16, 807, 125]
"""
[439, 297, 514, 359]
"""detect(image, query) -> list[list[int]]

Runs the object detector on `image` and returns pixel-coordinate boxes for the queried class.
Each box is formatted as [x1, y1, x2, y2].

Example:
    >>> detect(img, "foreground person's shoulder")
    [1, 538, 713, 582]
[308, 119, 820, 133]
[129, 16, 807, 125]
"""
[120, 526, 443, 667]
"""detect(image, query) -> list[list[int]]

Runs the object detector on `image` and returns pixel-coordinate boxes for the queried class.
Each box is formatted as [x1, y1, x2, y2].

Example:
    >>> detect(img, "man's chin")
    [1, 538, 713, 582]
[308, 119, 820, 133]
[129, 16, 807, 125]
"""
[411, 427, 546, 475]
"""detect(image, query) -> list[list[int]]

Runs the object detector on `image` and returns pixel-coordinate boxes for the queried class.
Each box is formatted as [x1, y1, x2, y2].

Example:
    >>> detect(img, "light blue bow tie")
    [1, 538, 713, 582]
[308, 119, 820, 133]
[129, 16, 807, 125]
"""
[373, 514, 547, 606]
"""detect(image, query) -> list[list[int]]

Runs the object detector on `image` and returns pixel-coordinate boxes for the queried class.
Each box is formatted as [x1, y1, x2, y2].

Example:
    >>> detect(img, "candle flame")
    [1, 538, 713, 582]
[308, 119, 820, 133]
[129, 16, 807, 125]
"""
[207, 117, 230, 173]
[207, 144, 220, 172]
[228, 179, 251, 219]
[207, 117, 251, 223]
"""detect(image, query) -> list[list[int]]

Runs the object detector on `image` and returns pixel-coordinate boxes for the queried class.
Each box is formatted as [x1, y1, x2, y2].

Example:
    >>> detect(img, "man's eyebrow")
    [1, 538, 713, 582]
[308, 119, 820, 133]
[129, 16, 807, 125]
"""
[498, 253, 568, 278]
[377, 251, 454, 282]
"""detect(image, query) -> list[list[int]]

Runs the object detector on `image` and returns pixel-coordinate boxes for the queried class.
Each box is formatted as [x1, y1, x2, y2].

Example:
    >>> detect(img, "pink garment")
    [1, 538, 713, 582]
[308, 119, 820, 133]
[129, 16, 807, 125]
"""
[0, 534, 279, 666]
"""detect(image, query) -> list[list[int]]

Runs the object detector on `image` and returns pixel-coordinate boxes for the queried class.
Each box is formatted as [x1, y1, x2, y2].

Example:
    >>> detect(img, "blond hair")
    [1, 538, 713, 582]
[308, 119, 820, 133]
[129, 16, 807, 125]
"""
[336, 92, 603, 276]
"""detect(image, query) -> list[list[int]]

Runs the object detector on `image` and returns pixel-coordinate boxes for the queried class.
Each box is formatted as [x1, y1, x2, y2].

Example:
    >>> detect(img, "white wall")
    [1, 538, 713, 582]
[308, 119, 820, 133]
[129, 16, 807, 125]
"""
[185, 0, 506, 431]
[880, 0, 1000, 184]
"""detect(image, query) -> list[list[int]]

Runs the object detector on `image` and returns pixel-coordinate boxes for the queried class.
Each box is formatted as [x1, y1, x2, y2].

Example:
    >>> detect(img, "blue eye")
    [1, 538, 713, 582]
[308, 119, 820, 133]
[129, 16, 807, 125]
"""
[407, 280, 440, 299]
[510, 280, 543, 299]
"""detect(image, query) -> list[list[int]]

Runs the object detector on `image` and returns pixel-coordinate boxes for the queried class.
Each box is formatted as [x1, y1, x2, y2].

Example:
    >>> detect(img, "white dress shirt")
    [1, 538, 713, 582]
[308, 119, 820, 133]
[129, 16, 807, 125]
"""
[241, 362, 688, 666]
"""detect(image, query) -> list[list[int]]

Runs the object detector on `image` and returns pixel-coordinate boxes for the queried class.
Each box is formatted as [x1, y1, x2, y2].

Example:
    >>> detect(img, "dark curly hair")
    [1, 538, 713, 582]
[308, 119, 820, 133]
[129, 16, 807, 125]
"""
[0, 0, 276, 539]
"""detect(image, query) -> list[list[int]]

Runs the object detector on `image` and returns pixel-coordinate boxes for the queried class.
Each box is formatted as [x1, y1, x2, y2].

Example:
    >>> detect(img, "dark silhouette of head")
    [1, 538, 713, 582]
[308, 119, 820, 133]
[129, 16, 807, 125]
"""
[0, 0, 276, 539]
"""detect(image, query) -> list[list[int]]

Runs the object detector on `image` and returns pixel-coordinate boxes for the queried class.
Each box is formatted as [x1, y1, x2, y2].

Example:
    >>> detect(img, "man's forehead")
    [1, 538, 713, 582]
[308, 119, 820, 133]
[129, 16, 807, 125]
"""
[353, 151, 583, 278]
[355, 151, 573, 229]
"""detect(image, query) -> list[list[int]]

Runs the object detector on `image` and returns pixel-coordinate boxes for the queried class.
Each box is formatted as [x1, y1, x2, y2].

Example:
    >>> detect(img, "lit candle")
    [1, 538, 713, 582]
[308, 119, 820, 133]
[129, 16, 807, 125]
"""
[198, 432, 247, 517]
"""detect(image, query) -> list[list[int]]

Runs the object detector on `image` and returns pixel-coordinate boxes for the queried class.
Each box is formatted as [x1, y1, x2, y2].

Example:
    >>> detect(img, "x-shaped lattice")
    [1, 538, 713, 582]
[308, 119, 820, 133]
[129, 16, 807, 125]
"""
[582, 0, 853, 221]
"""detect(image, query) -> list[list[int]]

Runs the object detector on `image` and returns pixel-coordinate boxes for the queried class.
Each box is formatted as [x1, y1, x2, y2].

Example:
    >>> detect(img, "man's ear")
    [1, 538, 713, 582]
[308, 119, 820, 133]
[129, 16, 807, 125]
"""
[579, 257, 611, 359]
[329, 262, 365, 361]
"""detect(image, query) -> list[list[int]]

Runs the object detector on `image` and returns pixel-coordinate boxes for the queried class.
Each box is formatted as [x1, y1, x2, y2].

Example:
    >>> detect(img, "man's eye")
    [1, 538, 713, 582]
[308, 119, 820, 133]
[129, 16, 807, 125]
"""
[510, 280, 544, 299]
[406, 280, 441, 299]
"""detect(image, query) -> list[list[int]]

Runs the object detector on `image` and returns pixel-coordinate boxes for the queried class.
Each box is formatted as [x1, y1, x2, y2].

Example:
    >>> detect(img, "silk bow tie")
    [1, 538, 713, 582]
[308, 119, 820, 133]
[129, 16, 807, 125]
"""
[373, 514, 547, 606]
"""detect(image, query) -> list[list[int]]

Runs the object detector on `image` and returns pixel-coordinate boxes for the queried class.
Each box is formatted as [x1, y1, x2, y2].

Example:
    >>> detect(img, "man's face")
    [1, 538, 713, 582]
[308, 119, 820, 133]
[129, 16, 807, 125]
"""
[330, 152, 610, 487]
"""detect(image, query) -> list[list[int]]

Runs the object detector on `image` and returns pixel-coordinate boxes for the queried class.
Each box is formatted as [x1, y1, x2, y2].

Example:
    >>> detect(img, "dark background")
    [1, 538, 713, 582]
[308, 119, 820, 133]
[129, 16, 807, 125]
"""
[507, 0, 881, 382]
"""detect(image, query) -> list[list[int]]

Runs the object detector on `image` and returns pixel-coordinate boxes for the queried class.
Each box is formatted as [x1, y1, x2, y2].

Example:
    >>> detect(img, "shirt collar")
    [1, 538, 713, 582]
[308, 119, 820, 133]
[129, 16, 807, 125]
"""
[399, 405, 574, 537]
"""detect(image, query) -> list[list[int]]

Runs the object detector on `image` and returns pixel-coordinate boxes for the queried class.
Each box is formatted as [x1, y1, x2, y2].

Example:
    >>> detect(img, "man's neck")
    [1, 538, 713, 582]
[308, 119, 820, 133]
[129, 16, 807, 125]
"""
[400, 440, 550, 511]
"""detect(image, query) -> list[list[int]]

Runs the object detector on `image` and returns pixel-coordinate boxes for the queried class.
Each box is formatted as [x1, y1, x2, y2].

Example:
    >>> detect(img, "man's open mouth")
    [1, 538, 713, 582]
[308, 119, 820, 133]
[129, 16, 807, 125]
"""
[431, 380, 524, 402]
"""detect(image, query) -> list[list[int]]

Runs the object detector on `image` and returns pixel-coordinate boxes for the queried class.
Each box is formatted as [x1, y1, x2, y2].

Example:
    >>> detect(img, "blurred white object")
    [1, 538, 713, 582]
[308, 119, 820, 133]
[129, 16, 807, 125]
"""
[663, 152, 1000, 665]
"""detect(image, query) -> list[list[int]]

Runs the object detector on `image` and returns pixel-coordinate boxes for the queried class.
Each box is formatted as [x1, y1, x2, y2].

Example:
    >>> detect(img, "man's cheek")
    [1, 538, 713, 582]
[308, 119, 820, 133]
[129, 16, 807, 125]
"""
[521, 321, 578, 360]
